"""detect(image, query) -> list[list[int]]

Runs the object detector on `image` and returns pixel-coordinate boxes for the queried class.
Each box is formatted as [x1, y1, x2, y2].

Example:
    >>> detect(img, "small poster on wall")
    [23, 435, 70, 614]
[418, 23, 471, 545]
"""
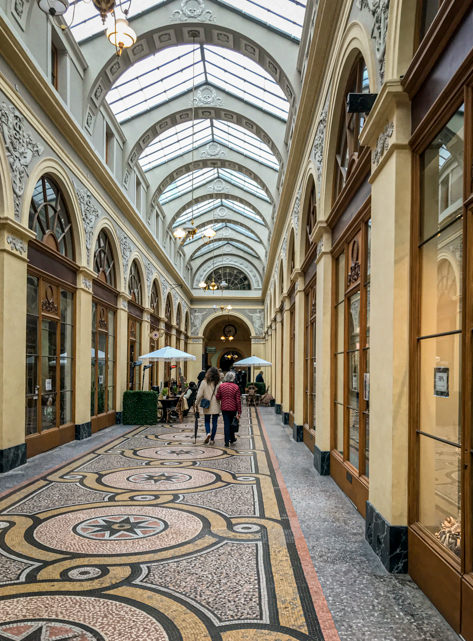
[434, 367, 449, 398]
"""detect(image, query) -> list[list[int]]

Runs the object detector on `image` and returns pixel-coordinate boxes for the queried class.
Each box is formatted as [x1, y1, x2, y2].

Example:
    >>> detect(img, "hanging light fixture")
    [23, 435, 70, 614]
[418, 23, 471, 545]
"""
[107, 15, 136, 56]
[174, 32, 214, 244]
[38, 0, 68, 16]
[92, 0, 116, 22]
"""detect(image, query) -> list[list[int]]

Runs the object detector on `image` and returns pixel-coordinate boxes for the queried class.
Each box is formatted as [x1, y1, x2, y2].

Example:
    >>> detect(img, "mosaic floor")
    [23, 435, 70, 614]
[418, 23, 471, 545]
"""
[0, 409, 339, 640]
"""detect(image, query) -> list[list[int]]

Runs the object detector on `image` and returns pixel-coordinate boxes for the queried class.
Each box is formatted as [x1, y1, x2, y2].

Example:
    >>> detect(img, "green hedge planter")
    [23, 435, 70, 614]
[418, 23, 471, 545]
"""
[123, 390, 159, 425]
[250, 382, 266, 395]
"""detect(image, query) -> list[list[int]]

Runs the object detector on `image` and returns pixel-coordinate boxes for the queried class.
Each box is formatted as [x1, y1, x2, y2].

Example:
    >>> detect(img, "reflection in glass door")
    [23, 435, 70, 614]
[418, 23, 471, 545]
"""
[91, 302, 115, 419]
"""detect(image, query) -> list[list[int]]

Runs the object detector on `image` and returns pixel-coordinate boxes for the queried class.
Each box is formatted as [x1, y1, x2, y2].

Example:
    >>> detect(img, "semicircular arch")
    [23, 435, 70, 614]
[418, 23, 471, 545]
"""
[170, 193, 266, 228]
[90, 219, 124, 289]
[200, 310, 255, 337]
[127, 253, 148, 308]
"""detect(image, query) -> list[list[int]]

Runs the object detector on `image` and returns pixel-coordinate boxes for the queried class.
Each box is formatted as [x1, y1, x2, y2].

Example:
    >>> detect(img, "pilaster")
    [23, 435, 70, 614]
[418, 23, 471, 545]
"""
[141, 309, 151, 390]
[275, 311, 283, 412]
[74, 268, 95, 439]
[0, 219, 34, 471]
[293, 272, 306, 429]
[116, 295, 129, 413]
[282, 295, 291, 416]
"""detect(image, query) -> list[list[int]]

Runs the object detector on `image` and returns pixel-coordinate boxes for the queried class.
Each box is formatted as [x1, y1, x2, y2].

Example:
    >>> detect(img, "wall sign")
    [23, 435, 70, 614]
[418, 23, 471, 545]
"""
[434, 367, 449, 398]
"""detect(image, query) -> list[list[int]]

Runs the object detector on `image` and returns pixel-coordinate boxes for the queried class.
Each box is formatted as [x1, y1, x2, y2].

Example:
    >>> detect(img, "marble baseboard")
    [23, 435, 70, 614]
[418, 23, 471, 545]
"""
[0, 442, 26, 473]
[365, 501, 408, 573]
[313, 445, 330, 476]
[116, 412, 122, 424]
[292, 424, 303, 442]
[75, 422, 91, 441]
[283, 412, 289, 425]
[275, 404, 282, 415]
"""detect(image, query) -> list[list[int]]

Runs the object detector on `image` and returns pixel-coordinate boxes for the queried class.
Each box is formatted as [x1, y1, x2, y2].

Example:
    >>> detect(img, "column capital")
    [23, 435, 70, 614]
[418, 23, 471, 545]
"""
[0, 217, 35, 262]
[77, 267, 95, 294]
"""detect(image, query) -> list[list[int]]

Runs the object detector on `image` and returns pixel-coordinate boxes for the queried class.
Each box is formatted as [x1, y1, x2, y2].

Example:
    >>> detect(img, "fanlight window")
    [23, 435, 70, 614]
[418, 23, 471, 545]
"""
[128, 260, 142, 305]
[333, 56, 369, 200]
[94, 230, 116, 287]
[206, 267, 251, 290]
[150, 281, 160, 316]
[29, 175, 73, 258]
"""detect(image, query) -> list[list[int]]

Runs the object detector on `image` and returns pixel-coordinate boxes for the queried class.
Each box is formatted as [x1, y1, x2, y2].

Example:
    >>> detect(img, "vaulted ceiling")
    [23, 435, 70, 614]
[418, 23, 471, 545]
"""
[68, 0, 308, 292]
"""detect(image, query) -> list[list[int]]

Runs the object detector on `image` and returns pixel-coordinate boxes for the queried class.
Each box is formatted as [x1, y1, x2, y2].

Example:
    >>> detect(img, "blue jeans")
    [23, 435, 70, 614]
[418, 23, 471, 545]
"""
[204, 414, 219, 439]
[222, 410, 237, 444]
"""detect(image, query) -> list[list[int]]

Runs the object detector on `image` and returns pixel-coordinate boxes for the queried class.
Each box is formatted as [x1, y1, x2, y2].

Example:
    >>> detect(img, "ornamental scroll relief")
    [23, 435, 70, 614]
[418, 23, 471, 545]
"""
[76, 187, 100, 263]
[0, 102, 43, 220]
[171, 0, 215, 22]
[372, 122, 394, 166]
[356, 0, 390, 82]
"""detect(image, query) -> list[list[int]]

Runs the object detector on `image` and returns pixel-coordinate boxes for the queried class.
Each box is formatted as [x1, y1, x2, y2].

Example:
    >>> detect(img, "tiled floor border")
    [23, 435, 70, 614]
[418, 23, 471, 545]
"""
[257, 407, 341, 641]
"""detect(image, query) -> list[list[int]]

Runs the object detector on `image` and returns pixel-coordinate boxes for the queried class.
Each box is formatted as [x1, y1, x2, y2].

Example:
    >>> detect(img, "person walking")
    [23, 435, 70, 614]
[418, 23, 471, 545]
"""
[195, 367, 221, 445]
[216, 371, 241, 447]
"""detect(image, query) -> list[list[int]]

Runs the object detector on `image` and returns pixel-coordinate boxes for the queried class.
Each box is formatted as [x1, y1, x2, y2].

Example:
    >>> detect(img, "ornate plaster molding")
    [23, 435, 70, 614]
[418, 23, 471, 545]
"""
[82, 277, 92, 291]
[292, 187, 302, 237]
[118, 230, 133, 289]
[208, 178, 228, 194]
[77, 187, 100, 263]
[121, 300, 128, 310]
[171, 0, 216, 22]
[356, 0, 390, 82]
[6, 234, 26, 254]
[145, 259, 154, 291]
[190, 308, 214, 335]
[312, 108, 327, 186]
[193, 85, 223, 107]
[160, 275, 169, 301]
[241, 309, 264, 336]
[0, 102, 43, 220]
[372, 122, 394, 166]
[200, 142, 226, 159]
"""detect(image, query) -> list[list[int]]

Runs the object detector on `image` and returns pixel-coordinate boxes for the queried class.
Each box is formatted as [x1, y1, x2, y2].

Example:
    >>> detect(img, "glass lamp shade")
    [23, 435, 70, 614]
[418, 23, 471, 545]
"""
[220, 336, 226, 341]
[173, 228, 187, 240]
[209, 281, 218, 290]
[227, 305, 232, 310]
[202, 227, 216, 239]
[107, 18, 137, 55]
[198, 281, 207, 289]
[38, 0, 69, 15]
[228, 335, 234, 341]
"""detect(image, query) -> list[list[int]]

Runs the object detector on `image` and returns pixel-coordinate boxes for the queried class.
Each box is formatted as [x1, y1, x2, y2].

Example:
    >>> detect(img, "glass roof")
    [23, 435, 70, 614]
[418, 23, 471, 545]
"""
[217, 0, 307, 40]
[140, 119, 279, 171]
[107, 44, 288, 123]
[69, 0, 306, 43]
[193, 240, 259, 259]
[183, 221, 259, 246]
[173, 198, 265, 227]
[160, 168, 270, 204]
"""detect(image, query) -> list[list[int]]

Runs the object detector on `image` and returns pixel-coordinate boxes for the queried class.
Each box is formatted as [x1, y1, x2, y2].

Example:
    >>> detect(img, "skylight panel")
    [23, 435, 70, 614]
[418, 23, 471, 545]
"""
[160, 169, 217, 204]
[68, 0, 168, 43]
[229, 241, 259, 257]
[223, 199, 265, 223]
[216, 0, 307, 39]
[213, 121, 279, 170]
[219, 168, 270, 201]
[108, 45, 205, 123]
[174, 199, 221, 226]
[140, 120, 212, 171]
[226, 223, 259, 240]
[203, 46, 288, 120]
[193, 241, 227, 259]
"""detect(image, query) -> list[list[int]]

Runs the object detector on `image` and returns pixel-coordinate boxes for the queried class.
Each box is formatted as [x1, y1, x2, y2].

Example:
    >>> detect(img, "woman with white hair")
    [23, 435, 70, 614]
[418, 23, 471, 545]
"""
[216, 371, 241, 447]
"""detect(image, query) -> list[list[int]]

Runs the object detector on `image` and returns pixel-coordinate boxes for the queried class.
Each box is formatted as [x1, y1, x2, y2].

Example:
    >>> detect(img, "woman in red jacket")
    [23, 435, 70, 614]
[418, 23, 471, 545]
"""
[216, 371, 241, 447]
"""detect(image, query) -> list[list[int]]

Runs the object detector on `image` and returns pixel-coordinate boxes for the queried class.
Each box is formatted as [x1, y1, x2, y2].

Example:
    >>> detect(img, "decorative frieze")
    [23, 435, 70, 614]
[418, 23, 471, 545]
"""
[76, 187, 100, 263]
[356, 0, 390, 82]
[292, 187, 302, 237]
[171, 0, 215, 22]
[6, 235, 26, 255]
[190, 308, 214, 335]
[312, 108, 328, 186]
[0, 102, 43, 220]
[372, 122, 394, 166]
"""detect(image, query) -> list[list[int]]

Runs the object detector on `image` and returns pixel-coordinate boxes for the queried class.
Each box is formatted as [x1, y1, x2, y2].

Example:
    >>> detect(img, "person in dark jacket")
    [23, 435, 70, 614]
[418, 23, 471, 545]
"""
[197, 369, 206, 387]
[216, 371, 241, 447]
[183, 381, 197, 417]
[255, 371, 264, 383]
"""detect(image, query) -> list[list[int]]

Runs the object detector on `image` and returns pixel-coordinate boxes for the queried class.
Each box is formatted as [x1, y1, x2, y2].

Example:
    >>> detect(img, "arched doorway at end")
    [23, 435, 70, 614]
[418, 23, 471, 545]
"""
[219, 350, 243, 372]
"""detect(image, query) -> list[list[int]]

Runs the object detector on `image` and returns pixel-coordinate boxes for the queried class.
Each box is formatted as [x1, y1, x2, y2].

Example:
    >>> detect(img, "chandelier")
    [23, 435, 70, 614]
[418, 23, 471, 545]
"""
[39, 0, 137, 57]
[174, 32, 215, 244]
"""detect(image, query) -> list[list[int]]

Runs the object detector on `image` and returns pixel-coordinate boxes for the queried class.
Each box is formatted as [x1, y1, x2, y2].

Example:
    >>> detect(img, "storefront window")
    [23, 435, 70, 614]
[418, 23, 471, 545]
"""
[91, 302, 116, 416]
[416, 105, 464, 558]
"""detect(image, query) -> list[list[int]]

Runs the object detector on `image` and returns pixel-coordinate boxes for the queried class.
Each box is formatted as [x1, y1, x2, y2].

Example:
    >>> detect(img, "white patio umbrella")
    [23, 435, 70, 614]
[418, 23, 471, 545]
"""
[233, 356, 272, 383]
[139, 346, 196, 361]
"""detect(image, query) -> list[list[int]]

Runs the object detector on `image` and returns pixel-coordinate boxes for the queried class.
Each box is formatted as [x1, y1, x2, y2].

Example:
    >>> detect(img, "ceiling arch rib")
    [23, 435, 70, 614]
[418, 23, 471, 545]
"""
[172, 208, 268, 239]
[110, 45, 289, 125]
[150, 155, 277, 204]
[168, 191, 272, 227]
[81, 10, 299, 133]
[69, 0, 306, 43]
[138, 119, 279, 173]
[172, 198, 267, 229]
[122, 94, 285, 173]
[188, 237, 262, 262]
[180, 219, 267, 249]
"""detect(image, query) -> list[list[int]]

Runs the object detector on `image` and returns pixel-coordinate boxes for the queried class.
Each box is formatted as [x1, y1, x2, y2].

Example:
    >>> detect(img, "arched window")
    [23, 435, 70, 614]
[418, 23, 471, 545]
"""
[150, 281, 160, 316]
[306, 182, 317, 253]
[206, 267, 251, 290]
[29, 175, 74, 257]
[128, 260, 142, 305]
[333, 56, 369, 200]
[93, 230, 116, 287]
